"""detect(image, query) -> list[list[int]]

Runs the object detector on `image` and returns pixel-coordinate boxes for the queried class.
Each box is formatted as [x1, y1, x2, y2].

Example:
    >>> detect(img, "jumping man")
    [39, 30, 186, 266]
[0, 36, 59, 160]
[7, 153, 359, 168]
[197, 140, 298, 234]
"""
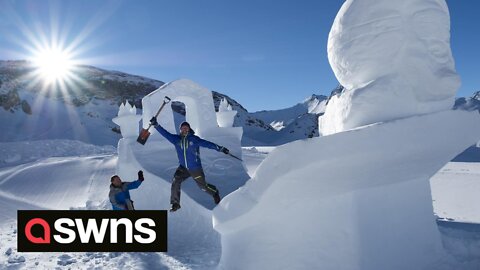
[150, 117, 229, 212]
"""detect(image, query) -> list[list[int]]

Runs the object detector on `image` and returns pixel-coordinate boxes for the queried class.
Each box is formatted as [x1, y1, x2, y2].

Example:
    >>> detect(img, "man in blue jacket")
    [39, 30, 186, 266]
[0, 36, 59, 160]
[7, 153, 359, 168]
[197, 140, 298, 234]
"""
[150, 117, 229, 212]
[109, 170, 144, 210]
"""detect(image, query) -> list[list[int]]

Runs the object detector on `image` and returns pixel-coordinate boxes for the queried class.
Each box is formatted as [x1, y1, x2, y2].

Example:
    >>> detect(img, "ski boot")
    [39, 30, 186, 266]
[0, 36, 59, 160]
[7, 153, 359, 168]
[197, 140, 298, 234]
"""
[170, 203, 181, 212]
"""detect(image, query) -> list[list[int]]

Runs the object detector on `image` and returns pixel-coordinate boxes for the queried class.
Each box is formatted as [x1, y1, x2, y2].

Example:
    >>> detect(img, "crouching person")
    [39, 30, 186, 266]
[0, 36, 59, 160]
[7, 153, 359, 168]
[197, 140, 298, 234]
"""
[109, 170, 144, 210]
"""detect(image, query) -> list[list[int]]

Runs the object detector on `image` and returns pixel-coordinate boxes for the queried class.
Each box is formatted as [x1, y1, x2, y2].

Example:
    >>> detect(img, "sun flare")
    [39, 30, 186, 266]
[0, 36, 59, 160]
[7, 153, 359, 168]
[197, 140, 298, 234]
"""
[33, 47, 75, 84]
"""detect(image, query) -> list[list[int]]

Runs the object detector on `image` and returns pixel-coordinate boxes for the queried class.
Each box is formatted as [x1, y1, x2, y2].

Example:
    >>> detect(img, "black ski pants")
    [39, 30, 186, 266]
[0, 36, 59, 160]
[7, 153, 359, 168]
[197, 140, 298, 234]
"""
[170, 166, 218, 205]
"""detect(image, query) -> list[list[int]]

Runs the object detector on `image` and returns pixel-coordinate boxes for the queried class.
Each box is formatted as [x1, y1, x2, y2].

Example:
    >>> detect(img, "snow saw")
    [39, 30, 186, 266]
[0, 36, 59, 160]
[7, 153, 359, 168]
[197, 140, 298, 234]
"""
[137, 96, 171, 145]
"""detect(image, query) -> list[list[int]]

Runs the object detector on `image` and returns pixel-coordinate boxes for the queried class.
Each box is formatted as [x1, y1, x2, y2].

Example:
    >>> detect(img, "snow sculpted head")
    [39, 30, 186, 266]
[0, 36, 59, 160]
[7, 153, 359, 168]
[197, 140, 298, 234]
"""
[321, 0, 460, 135]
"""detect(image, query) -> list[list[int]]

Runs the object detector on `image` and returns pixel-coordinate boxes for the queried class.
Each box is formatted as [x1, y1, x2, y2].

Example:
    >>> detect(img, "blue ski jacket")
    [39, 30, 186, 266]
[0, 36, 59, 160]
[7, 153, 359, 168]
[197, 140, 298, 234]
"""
[109, 180, 142, 210]
[154, 124, 222, 170]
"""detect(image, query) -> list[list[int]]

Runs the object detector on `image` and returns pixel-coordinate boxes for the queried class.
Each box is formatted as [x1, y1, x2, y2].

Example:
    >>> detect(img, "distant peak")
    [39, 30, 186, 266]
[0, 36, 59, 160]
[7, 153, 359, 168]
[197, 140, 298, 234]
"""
[473, 91, 480, 100]
[303, 94, 328, 103]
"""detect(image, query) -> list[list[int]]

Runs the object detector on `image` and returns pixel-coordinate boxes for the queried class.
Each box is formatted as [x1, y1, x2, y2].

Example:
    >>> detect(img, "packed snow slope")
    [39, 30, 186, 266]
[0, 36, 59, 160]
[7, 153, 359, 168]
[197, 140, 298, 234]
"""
[0, 139, 115, 168]
[213, 110, 480, 270]
[0, 140, 117, 219]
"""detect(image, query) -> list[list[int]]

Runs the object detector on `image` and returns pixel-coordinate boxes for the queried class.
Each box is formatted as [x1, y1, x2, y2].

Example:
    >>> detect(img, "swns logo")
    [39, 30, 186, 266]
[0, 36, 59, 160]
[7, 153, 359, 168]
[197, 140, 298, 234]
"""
[18, 210, 167, 252]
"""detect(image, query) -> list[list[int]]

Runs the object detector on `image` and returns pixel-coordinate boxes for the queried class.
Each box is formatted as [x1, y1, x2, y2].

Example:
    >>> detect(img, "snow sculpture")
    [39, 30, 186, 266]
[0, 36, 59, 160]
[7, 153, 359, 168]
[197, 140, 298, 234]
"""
[216, 98, 237, 128]
[112, 101, 143, 187]
[320, 0, 460, 135]
[212, 0, 480, 269]
[141, 79, 243, 152]
[214, 110, 480, 270]
[112, 101, 141, 138]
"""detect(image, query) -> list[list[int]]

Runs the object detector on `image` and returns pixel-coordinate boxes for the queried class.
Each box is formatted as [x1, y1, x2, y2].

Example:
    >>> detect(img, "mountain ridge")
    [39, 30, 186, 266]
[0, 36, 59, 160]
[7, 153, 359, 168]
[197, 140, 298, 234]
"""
[0, 60, 326, 146]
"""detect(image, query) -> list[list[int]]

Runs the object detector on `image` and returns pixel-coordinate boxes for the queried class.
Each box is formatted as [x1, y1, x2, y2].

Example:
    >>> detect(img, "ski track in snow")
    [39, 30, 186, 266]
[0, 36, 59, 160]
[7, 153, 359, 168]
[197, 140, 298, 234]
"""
[0, 144, 480, 269]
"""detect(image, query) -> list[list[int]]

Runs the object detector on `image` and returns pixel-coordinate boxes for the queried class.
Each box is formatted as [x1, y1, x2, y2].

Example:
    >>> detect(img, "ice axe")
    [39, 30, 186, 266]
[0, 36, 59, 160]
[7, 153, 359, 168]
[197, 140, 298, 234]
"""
[137, 96, 171, 145]
[227, 152, 243, 162]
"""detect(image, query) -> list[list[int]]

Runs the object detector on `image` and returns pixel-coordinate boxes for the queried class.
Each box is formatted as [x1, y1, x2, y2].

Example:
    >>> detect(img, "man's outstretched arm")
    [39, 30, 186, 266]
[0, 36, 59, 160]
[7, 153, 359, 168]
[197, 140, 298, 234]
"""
[126, 171, 145, 190]
[194, 136, 229, 154]
[151, 117, 179, 144]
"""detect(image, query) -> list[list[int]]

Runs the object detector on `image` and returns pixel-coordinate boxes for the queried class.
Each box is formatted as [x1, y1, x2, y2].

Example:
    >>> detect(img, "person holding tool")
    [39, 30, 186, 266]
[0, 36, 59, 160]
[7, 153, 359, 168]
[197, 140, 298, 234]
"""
[149, 117, 230, 212]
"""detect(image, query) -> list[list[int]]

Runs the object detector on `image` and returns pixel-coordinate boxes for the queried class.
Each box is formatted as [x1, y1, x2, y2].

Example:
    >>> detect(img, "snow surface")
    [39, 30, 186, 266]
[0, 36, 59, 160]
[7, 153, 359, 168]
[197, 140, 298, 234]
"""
[0, 139, 115, 168]
[431, 162, 480, 223]
[0, 89, 123, 145]
[0, 140, 220, 269]
[320, 0, 460, 135]
[0, 155, 116, 210]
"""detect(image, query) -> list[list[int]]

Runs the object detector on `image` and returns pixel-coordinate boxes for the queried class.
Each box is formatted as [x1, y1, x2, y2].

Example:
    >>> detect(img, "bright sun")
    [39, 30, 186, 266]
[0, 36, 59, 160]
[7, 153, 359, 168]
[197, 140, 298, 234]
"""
[33, 47, 74, 84]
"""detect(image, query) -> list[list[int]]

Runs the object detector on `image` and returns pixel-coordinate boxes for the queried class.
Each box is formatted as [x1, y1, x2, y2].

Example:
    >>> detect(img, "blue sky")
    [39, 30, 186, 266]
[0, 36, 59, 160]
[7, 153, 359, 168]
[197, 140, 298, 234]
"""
[0, 0, 478, 112]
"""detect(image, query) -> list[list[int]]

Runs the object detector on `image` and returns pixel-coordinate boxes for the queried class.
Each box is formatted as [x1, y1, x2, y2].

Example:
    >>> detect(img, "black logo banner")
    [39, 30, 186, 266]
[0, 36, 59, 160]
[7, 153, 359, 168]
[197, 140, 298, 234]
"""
[18, 210, 167, 252]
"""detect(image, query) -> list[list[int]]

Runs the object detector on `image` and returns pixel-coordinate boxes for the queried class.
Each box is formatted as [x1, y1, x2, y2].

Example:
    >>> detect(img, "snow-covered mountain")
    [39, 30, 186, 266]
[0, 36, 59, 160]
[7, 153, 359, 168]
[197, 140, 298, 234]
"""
[0, 60, 164, 109]
[251, 94, 327, 130]
[0, 60, 164, 145]
[452, 91, 480, 161]
[0, 60, 328, 146]
[454, 91, 480, 112]
[211, 92, 327, 145]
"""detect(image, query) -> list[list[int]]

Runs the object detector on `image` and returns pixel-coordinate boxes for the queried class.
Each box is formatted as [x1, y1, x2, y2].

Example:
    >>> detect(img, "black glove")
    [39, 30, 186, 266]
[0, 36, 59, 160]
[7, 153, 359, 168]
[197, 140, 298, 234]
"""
[149, 117, 158, 126]
[220, 146, 229, 154]
[138, 170, 144, 181]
